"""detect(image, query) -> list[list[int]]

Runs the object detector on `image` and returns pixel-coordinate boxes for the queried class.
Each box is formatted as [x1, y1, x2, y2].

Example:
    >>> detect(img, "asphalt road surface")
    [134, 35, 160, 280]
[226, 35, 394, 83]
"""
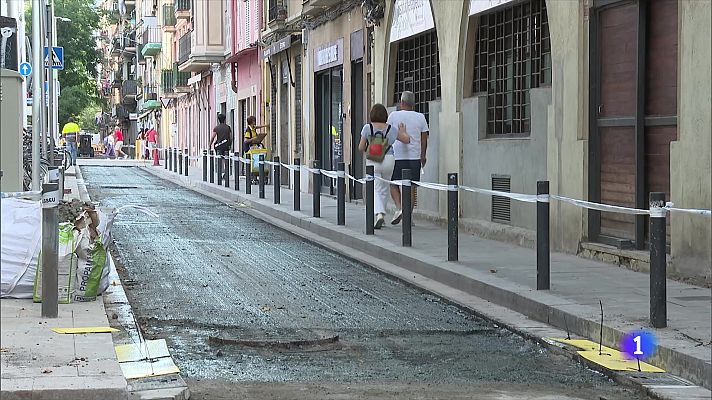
[84, 166, 651, 400]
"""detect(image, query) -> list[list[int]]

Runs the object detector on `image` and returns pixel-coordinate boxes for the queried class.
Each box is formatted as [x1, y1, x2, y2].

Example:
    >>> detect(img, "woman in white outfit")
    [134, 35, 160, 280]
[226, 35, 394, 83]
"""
[358, 104, 411, 229]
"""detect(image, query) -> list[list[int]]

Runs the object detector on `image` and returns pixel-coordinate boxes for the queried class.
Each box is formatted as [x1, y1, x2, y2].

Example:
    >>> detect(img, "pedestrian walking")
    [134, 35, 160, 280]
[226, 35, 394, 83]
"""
[358, 104, 410, 229]
[386, 91, 429, 225]
[210, 113, 232, 183]
[104, 131, 116, 159]
[61, 117, 80, 166]
[114, 124, 128, 159]
[146, 126, 158, 164]
[242, 116, 268, 154]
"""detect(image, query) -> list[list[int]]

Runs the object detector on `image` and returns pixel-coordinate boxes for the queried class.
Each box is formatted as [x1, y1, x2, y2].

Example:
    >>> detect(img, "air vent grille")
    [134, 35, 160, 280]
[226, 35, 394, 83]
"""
[491, 175, 511, 223]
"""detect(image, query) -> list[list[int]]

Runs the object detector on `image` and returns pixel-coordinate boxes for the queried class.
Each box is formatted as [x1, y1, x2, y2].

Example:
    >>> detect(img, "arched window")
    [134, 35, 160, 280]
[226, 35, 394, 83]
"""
[472, 0, 551, 136]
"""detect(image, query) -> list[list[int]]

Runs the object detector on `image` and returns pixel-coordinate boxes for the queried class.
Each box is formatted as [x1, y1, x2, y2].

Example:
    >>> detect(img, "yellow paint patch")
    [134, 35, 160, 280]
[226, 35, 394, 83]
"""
[118, 357, 180, 380]
[115, 339, 171, 363]
[51, 327, 118, 334]
[547, 338, 665, 373]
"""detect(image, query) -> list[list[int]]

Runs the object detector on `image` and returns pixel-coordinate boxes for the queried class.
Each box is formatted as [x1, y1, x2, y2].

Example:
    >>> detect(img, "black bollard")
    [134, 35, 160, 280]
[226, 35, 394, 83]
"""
[273, 156, 280, 204]
[238, 152, 240, 191]
[258, 154, 265, 199]
[447, 173, 459, 261]
[165, 148, 169, 170]
[209, 150, 215, 184]
[365, 165, 374, 235]
[649, 192, 667, 328]
[173, 148, 178, 173]
[224, 153, 230, 188]
[537, 181, 550, 290]
[178, 148, 183, 175]
[202, 150, 208, 181]
[168, 147, 173, 171]
[337, 162, 345, 226]
[312, 160, 321, 218]
[402, 169, 412, 247]
[246, 155, 252, 195]
[184, 148, 188, 177]
[293, 158, 301, 211]
[216, 152, 223, 186]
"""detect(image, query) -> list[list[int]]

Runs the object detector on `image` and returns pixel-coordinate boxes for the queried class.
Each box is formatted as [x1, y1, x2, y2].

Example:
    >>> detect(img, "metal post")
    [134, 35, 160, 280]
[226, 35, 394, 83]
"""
[209, 150, 215, 184]
[337, 162, 345, 226]
[165, 148, 169, 170]
[649, 192, 667, 328]
[202, 149, 207, 181]
[31, 0, 45, 190]
[173, 148, 178, 173]
[293, 158, 300, 211]
[45, 3, 54, 165]
[184, 148, 188, 177]
[447, 173, 458, 261]
[258, 154, 265, 199]
[365, 165, 374, 235]
[536, 181, 550, 290]
[57, 167, 64, 202]
[273, 156, 280, 204]
[312, 160, 321, 218]
[224, 153, 230, 188]
[168, 147, 172, 171]
[234, 152, 240, 191]
[216, 152, 223, 186]
[41, 182, 59, 318]
[178, 148, 183, 176]
[402, 169, 412, 247]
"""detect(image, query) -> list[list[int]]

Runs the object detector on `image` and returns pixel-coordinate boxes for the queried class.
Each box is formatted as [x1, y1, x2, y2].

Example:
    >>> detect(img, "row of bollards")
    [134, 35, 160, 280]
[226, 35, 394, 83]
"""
[191, 151, 668, 328]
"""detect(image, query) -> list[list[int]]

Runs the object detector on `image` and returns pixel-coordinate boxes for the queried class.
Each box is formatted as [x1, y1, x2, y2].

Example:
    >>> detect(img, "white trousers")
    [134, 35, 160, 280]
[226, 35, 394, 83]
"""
[367, 154, 395, 215]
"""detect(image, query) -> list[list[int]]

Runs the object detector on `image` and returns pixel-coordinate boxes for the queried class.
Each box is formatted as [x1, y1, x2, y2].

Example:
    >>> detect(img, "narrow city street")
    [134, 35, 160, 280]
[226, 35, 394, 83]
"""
[83, 166, 651, 400]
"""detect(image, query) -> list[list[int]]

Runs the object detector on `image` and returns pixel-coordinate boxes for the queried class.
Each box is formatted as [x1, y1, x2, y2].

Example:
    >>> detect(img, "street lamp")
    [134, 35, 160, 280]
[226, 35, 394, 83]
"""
[55, 17, 71, 23]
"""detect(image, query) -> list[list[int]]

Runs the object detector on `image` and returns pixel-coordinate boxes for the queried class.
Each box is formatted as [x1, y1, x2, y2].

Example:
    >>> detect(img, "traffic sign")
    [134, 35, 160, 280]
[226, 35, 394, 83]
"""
[19, 62, 32, 77]
[44, 46, 64, 70]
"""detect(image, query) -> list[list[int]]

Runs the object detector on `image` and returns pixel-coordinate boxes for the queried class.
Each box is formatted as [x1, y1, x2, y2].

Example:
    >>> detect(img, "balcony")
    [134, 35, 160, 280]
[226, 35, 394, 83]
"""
[175, 0, 190, 20]
[141, 27, 162, 56]
[302, 0, 339, 16]
[162, 4, 177, 31]
[121, 79, 138, 102]
[143, 85, 160, 109]
[111, 36, 123, 55]
[173, 62, 191, 93]
[124, 32, 137, 53]
[161, 69, 175, 95]
[178, 31, 191, 65]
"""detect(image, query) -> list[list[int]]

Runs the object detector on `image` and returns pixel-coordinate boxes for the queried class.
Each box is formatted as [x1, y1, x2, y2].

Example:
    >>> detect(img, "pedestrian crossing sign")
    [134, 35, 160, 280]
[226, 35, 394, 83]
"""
[44, 46, 64, 70]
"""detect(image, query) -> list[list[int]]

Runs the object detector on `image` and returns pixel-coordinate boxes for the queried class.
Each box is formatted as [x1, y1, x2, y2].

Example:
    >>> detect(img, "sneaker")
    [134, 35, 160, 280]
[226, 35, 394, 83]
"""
[391, 209, 402, 225]
[375, 213, 385, 229]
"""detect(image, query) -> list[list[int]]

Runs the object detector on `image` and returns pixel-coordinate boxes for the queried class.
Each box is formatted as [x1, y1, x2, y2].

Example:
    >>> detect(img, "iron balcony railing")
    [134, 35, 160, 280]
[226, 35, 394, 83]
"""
[175, 0, 190, 13]
[268, 0, 286, 21]
[161, 69, 174, 93]
[178, 31, 191, 64]
[173, 62, 190, 87]
[163, 4, 177, 26]
[142, 27, 161, 44]
[121, 79, 138, 98]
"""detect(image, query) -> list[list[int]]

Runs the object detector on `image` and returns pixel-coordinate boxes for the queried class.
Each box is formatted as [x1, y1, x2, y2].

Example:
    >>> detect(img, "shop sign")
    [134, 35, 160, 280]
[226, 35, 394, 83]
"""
[313, 38, 344, 72]
[389, 0, 435, 43]
[262, 35, 292, 60]
[469, 0, 515, 15]
[217, 82, 227, 103]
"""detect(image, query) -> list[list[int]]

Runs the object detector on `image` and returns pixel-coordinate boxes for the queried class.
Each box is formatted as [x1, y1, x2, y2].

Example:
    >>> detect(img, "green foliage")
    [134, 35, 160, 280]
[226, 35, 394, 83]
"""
[78, 105, 101, 133]
[26, 0, 103, 125]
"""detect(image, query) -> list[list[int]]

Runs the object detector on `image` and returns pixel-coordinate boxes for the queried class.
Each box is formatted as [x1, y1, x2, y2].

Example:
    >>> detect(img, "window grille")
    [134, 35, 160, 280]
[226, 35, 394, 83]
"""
[393, 30, 441, 122]
[473, 0, 551, 136]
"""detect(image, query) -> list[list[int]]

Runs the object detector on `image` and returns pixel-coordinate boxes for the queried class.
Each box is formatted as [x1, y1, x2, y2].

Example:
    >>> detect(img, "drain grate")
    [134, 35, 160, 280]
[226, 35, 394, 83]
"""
[623, 372, 696, 387]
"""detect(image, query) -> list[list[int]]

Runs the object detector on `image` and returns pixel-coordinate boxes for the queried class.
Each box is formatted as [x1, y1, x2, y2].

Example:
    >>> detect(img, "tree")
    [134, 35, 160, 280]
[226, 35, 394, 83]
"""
[25, 0, 102, 120]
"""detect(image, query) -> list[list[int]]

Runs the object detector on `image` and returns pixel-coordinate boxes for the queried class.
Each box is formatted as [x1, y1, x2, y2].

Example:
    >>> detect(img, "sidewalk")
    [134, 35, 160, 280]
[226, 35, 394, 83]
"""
[146, 161, 711, 390]
[0, 166, 128, 399]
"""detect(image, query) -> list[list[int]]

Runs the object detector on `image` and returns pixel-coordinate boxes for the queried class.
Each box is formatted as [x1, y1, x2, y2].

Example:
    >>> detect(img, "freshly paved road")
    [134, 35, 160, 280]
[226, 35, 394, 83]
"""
[83, 166, 651, 399]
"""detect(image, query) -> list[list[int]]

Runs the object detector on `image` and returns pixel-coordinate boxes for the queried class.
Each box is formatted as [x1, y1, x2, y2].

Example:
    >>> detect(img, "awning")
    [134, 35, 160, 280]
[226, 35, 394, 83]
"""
[225, 46, 257, 64]
[262, 35, 299, 60]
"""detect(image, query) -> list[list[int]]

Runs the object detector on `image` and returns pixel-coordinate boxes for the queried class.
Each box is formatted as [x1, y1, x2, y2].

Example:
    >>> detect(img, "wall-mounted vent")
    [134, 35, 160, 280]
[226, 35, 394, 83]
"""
[491, 174, 511, 223]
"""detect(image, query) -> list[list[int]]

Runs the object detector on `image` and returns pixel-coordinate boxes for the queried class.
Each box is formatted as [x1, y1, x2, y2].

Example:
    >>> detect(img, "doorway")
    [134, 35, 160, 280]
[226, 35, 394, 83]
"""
[315, 67, 344, 194]
[588, 0, 678, 250]
[280, 57, 291, 186]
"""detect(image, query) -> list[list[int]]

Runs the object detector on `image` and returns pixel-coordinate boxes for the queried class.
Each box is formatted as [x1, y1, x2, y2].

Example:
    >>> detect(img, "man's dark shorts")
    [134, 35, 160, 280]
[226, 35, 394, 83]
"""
[391, 159, 421, 181]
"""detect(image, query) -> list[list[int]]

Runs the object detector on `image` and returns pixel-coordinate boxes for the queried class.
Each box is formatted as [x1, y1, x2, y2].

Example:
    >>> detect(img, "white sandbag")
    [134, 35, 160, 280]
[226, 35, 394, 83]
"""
[1, 198, 42, 298]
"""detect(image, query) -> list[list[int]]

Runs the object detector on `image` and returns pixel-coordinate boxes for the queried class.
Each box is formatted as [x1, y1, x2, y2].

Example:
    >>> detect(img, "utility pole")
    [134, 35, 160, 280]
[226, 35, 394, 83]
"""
[31, 0, 45, 190]
[51, 0, 58, 154]
[45, 1, 54, 165]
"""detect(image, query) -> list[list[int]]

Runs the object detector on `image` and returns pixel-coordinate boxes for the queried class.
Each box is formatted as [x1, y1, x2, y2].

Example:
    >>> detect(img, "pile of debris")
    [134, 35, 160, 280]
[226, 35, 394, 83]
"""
[58, 199, 95, 224]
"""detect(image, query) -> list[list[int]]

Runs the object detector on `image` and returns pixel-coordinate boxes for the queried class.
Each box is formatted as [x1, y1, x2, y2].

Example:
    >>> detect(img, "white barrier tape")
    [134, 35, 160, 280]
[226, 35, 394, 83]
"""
[264, 160, 279, 166]
[664, 203, 711, 217]
[551, 195, 649, 215]
[301, 165, 321, 174]
[414, 181, 458, 192]
[188, 156, 201, 161]
[460, 185, 539, 203]
[1, 190, 42, 200]
[320, 170, 339, 180]
[346, 173, 366, 185]
[537, 194, 550, 203]
[649, 206, 667, 218]
[280, 162, 301, 171]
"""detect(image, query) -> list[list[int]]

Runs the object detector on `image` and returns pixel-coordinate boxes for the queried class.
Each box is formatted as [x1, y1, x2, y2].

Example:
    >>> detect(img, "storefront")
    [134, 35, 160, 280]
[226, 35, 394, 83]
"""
[313, 38, 344, 192]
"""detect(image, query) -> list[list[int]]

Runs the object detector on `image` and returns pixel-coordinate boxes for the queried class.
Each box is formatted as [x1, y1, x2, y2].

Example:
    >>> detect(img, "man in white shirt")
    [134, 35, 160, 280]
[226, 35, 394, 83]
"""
[386, 91, 429, 225]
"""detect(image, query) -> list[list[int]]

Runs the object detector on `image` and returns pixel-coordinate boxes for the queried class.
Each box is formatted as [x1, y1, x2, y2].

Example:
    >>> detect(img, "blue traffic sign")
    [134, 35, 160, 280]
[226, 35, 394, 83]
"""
[44, 46, 64, 70]
[19, 62, 32, 77]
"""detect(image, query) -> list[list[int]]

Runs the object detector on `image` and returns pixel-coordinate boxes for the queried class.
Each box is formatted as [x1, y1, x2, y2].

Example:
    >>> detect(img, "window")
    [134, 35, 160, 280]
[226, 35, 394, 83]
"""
[393, 30, 441, 122]
[473, 0, 551, 136]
